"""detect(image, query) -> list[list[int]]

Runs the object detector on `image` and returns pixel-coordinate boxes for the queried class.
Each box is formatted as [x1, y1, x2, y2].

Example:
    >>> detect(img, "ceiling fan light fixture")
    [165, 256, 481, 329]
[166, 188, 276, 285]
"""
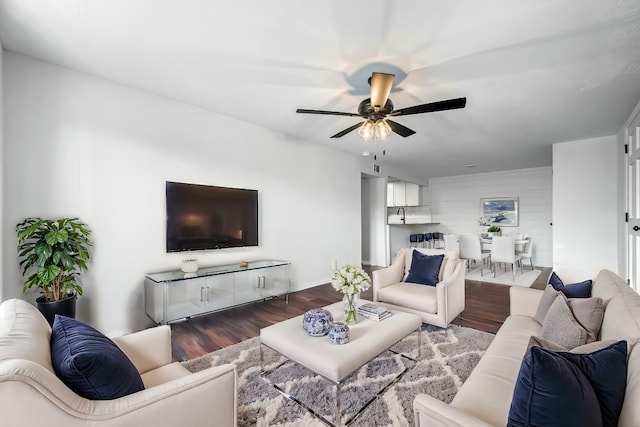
[358, 119, 392, 141]
[376, 119, 392, 139]
[358, 120, 375, 140]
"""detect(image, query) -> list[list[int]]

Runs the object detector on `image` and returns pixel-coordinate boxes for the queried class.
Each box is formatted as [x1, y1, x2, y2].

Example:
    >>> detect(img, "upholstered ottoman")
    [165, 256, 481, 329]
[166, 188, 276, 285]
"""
[260, 300, 422, 425]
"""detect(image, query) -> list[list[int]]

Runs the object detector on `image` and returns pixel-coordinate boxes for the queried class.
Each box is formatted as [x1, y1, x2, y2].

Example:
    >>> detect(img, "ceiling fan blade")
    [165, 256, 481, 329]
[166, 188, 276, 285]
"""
[369, 73, 395, 111]
[386, 120, 416, 138]
[390, 97, 467, 116]
[331, 122, 366, 138]
[296, 108, 362, 117]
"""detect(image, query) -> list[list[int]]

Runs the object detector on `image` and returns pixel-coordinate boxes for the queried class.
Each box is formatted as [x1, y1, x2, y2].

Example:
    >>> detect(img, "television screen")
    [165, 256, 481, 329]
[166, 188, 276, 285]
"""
[166, 181, 258, 252]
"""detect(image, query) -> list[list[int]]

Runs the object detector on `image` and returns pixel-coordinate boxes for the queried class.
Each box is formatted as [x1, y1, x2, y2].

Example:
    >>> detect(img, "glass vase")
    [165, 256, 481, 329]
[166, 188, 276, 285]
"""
[343, 292, 359, 325]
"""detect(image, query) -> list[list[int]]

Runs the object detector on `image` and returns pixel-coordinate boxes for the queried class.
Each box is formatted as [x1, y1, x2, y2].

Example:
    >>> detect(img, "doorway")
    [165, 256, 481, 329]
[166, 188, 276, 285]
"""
[626, 111, 640, 291]
[361, 173, 387, 267]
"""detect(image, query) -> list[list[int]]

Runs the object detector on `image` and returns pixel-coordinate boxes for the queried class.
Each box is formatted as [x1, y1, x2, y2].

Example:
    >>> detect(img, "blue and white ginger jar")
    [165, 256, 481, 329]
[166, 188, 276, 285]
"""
[302, 308, 334, 337]
[328, 322, 350, 345]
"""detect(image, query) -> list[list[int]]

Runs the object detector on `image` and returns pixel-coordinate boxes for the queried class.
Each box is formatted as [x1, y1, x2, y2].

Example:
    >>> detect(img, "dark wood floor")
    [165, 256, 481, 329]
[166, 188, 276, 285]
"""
[170, 266, 551, 361]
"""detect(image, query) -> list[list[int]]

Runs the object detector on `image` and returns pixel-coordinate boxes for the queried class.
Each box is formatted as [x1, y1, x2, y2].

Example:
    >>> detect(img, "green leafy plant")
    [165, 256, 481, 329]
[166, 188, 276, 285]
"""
[487, 225, 501, 233]
[17, 217, 92, 302]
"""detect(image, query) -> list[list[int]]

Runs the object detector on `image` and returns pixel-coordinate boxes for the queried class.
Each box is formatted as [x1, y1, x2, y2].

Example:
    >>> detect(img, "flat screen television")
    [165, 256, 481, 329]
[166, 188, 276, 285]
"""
[166, 181, 258, 252]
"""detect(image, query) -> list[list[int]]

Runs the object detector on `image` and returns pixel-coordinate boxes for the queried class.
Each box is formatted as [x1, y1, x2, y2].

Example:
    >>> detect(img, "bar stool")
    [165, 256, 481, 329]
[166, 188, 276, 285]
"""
[409, 234, 418, 247]
[432, 232, 444, 249]
[424, 233, 433, 248]
[417, 233, 425, 247]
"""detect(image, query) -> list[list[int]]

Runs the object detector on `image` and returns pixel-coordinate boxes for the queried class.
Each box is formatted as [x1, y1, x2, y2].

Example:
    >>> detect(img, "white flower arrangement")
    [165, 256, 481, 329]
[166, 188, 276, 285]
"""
[331, 265, 371, 295]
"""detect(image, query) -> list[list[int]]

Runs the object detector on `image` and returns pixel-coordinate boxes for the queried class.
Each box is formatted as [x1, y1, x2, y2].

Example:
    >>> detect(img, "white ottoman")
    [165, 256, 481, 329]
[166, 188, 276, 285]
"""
[260, 300, 422, 425]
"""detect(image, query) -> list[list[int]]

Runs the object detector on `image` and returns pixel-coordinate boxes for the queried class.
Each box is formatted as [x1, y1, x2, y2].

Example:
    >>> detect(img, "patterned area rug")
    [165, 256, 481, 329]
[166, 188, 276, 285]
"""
[182, 324, 494, 426]
[465, 265, 542, 287]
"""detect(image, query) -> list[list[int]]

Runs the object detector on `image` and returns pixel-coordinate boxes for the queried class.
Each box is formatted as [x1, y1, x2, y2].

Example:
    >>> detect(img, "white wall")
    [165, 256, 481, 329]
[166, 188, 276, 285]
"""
[429, 167, 553, 267]
[2, 52, 362, 335]
[0, 46, 3, 302]
[553, 136, 618, 281]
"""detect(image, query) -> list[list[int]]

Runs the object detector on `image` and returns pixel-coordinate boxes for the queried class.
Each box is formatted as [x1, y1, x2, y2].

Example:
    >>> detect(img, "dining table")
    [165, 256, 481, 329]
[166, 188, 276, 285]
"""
[480, 236, 530, 252]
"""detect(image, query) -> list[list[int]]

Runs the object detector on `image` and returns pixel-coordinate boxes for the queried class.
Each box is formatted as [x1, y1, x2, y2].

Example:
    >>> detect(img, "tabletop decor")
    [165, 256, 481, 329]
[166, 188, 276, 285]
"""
[302, 308, 334, 336]
[487, 225, 502, 236]
[330, 265, 372, 325]
[328, 322, 350, 344]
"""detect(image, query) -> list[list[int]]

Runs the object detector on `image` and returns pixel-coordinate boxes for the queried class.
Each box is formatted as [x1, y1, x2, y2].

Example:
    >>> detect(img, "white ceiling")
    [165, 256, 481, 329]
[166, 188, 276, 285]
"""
[2, 0, 640, 180]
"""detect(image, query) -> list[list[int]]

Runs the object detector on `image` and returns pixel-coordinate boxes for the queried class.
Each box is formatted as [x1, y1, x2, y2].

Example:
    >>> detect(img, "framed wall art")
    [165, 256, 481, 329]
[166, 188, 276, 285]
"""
[480, 197, 519, 227]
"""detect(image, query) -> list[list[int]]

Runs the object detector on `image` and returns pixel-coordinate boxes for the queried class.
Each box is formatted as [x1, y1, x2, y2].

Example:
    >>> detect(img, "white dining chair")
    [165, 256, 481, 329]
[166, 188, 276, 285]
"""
[443, 234, 459, 254]
[459, 234, 491, 276]
[490, 236, 523, 281]
[516, 239, 534, 270]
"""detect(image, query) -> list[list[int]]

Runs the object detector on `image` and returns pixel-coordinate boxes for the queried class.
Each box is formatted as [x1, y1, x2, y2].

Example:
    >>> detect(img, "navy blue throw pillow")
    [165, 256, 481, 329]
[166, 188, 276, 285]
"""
[508, 346, 602, 427]
[51, 315, 145, 400]
[557, 341, 627, 427]
[405, 251, 444, 287]
[548, 271, 592, 298]
[508, 341, 627, 427]
[548, 271, 564, 288]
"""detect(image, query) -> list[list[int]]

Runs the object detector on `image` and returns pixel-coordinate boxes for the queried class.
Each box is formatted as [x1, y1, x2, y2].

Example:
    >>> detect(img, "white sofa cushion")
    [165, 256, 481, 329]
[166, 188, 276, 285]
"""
[450, 315, 541, 426]
[377, 283, 438, 314]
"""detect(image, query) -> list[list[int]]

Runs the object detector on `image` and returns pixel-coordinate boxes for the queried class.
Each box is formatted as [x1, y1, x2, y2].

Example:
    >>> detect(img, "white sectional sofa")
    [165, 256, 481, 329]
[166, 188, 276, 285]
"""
[413, 269, 640, 427]
[372, 248, 466, 328]
[0, 299, 237, 427]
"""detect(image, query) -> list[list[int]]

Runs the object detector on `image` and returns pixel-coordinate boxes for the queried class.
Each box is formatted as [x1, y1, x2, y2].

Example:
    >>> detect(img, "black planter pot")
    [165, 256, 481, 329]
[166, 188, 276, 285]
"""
[36, 293, 77, 326]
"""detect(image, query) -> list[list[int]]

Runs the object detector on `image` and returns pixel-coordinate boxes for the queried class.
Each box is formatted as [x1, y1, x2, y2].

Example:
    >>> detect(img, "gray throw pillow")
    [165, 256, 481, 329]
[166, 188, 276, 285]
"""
[527, 335, 566, 351]
[533, 285, 561, 325]
[528, 335, 620, 354]
[566, 296, 604, 343]
[541, 295, 588, 350]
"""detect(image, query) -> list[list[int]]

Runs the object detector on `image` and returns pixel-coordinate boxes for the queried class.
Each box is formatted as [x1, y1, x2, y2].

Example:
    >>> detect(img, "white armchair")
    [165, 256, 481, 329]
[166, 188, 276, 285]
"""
[0, 299, 237, 427]
[372, 248, 466, 328]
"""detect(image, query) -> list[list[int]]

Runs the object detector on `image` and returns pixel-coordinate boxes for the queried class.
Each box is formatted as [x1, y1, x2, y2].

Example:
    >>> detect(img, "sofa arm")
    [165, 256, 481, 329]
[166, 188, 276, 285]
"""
[509, 287, 544, 317]
[0, 358, 237, 427]
[414, 393, 494, 427]
[113, 325, 172, 374]
[372, 256, 404, 301]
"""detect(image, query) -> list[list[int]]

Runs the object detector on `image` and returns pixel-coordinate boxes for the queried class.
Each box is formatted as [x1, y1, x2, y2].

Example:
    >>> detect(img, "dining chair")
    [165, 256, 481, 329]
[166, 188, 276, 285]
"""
[459, 234, 491, 276]
[516, 239, 534, 270]
[490, 236, 523, 281]
[443, 234, 459, 253]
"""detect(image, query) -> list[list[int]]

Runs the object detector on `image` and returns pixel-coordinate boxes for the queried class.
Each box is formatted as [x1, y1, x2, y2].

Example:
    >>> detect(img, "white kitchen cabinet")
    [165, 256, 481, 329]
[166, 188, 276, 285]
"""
[387, 181, 420, 206]
[405, 182, 420, 206]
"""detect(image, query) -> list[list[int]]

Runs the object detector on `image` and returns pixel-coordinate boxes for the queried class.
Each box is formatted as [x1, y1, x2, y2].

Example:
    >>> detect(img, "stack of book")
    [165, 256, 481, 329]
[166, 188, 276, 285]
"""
[357, 303, 392, 321]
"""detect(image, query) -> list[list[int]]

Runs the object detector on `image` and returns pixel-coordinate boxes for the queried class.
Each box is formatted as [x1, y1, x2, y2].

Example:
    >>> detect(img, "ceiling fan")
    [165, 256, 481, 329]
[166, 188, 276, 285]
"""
[296, 72, 466, 140]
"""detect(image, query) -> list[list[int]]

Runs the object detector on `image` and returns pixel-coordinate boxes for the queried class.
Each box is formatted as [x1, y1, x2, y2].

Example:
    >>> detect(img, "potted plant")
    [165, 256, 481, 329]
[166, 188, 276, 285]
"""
[487, 225, 501, 237]
[16, 217, 92, 325]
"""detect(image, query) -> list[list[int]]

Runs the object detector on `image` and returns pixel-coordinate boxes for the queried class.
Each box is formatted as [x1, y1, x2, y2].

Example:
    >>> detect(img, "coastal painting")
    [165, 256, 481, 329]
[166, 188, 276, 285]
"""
[480, 197, 519, 227]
